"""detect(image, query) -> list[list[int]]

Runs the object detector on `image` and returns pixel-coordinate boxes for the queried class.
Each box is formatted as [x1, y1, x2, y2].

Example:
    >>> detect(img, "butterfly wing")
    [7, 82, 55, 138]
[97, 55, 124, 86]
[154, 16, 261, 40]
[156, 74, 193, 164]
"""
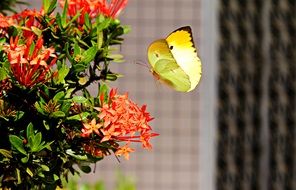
[166, 26, 202, 92]
[148, 39, 191, 92]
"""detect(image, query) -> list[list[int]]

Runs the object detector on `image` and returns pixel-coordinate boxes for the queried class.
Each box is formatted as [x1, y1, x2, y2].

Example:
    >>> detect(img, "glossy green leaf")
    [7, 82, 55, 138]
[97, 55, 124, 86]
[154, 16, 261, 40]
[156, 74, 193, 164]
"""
[21, 156, 29, 163]
[50, 111, 66, 118]
[53, 91, 65, 101]
[66, 112, 90, 121]
[43, 120, 50, 130]
[84, 13, 91, 30]
[73, 63, 87, 73]
[40, 164, 50, 172]
[42, 0, 50, 12]
[31, 26, 42, 36]
[56, 62, 70, 84]
[14, 111, 25, 121]
[53, 174, 59, 181]
[16, 168, 21, 184]
[35, 102, 45, 115]
[81, 46, 97, 64]
[72, 96, 87, 103]
[26, 168, 33, 177]
[26, 123, 34, 139]
[61, 0, 68, 28]
[47, 0, 57, 15]
[66, 149, 88, 161]
[0, 149, 12, 158]
[31, 133, 42, 152]
[96, 15, 111, 32]
[97, 31, 103, 49]
[0, 67, 8, 81]
[9, 135, 27, 155]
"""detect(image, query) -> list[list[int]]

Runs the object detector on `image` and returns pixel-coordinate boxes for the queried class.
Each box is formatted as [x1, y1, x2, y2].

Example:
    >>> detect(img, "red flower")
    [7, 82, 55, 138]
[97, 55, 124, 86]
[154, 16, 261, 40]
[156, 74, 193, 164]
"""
[3, 36, 57, 87]
[81, 118, 103, 137]
[101, 0, 128, 18]
[60, 0, 128, 25]
[94, 89, 158, 149]
[0, 14, 14, 28]
[115, 143, 135, 160]
[11, 9, 45, 38]
[0, 14, 15, 37]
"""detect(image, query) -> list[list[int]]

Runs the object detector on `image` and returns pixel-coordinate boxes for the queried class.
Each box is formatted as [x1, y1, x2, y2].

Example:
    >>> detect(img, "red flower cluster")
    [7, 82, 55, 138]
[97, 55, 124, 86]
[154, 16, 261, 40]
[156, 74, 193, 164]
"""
[0, 9, 45, 39]
[81, 89, 158, 159]
[60, 0, 128, 25]
[0, 14, 14, 28]
[3, 36, 57, 87]
[0, 14, 14, 37]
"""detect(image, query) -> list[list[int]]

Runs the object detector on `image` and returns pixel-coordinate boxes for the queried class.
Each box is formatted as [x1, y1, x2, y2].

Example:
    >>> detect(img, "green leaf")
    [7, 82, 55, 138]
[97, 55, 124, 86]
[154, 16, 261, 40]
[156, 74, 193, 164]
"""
[65, 88, 75, 99]
[53, 91, 65, 101]
[31, 26, 42, 36]
[78, 164, 91, 173]
[40, 164, 50, 172]
[26, 168, 34, 177]
[61, 102, 72, 113]
[97, 31, 103, 49]
[123, 25, 131, 34]
[26, 123, 34, 139]
[50, 111, 66, 118]
[38, 173, 45, 178]
[107, 54, 124, 62]
[31, 133, 42, 152]
[43, 120, 50, 130]
[66, 112, 90, 121]
[56, 62, 70, 84]
[42, 0, 50, 13]
[0, 67, 8, 81]
[73, 41, 81, 56]
[66, 149, 88, 161]
[55, 13, 63, 30]
[73, 63, 87, 73]
[0, 149, 12, 158]
[65, 42, 75, 64]
[35, 102, 45, 115]
[61, 0, 68, 28]
[84, 13, 91, 30]
[14, 111, 25, 121]
[16, 168, 21, 184]
[9, 135, 27, 155]
[72, 96, 87, 103]
[106, 73, 118, 81]
[96, 15, 112, 32]
[53, 174, 59, 181]
[47, 0, 57, 15]
[21, 156, 29, 163]
[81, 46, 97, 65]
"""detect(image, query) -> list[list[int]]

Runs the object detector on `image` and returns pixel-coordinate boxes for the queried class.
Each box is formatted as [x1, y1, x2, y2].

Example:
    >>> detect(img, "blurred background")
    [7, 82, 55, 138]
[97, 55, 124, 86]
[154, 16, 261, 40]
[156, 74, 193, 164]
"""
[16, 0, 296, 190]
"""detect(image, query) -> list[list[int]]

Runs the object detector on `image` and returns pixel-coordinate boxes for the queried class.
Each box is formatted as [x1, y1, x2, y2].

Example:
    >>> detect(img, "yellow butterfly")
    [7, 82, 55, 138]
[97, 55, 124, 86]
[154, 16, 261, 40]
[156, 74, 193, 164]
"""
[147, 26, 202, 92]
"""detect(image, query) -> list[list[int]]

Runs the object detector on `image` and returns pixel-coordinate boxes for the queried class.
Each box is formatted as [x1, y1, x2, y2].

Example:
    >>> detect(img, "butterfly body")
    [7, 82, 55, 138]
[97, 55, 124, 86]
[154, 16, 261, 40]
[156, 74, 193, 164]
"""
[147, 26, 202, 92]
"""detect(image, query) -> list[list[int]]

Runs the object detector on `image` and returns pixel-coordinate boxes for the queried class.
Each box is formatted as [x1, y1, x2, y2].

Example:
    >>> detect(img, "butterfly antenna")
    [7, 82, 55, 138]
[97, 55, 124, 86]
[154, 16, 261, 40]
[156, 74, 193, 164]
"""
[133, 60, 150, 69]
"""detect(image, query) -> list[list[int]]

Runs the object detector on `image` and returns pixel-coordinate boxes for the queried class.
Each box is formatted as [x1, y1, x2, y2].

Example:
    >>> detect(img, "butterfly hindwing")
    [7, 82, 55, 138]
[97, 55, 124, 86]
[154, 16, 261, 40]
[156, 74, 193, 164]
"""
[153, 59, 191, 92]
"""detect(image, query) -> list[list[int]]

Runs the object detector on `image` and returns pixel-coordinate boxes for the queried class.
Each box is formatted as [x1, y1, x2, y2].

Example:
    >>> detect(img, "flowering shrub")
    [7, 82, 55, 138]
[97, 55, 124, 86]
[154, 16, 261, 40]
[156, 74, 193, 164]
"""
[0, 0, 158, 189]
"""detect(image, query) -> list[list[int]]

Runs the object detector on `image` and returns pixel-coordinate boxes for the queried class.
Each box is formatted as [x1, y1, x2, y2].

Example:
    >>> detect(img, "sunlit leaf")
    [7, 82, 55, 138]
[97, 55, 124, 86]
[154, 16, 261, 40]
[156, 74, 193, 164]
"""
[9, 135, 27, 155]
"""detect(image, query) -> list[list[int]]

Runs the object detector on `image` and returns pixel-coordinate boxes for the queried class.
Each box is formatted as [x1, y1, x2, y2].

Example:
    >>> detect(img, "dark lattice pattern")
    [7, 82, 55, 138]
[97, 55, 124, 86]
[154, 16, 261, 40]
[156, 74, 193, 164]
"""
[217, 1, 264, 190]
[268, 1, 296, 190]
